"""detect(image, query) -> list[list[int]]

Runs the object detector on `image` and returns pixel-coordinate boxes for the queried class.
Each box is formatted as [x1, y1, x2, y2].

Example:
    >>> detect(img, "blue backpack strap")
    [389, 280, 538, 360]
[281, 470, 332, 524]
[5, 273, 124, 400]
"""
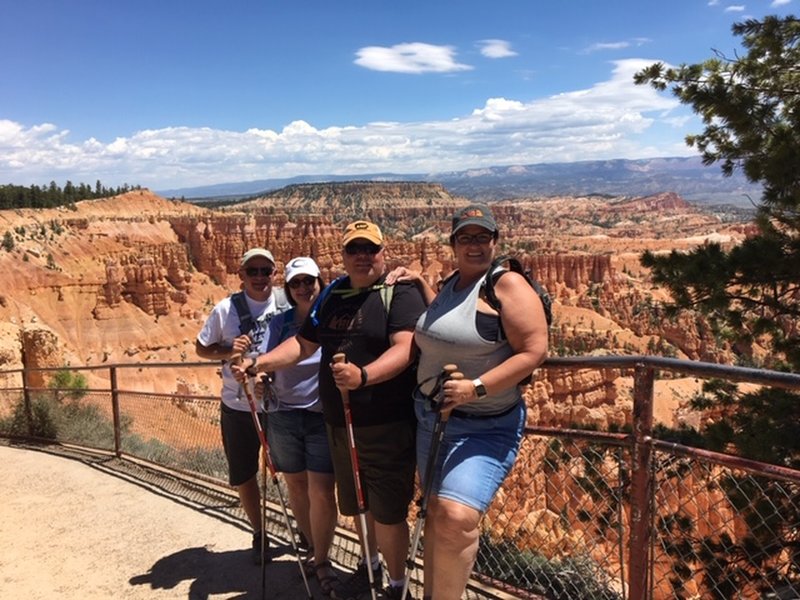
[309, 276, 346, 327]
[309, 276, 395, 327]
[230, 291, 253, 336]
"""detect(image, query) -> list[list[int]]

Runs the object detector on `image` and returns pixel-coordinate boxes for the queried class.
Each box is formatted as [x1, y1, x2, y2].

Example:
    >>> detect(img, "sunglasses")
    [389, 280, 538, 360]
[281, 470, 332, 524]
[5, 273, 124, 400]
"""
[287, 276, 316, 289]
[344, 242, 383, 256]
[244, 267, 274, 277]
[454, 232, 494, 245]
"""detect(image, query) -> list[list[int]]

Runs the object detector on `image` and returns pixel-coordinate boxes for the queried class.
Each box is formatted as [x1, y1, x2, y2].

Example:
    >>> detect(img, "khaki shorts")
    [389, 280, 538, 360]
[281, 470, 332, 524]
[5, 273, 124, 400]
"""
[327, 420, 416, 525]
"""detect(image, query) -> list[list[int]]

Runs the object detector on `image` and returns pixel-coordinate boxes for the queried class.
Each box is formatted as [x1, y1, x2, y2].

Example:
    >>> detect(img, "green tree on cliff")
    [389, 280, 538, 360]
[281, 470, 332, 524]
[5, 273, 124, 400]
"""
[635, 15, 800, 371]
[635, 16, 800, 599]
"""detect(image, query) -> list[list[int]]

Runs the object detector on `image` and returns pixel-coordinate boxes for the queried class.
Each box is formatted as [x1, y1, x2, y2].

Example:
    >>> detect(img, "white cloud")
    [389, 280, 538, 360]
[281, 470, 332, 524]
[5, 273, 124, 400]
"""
[0, 59, 691, 190]
[708, 0, 719, 5]
[584, 41, 631, 53]
[478, 39, 518, 59]
[582, 38, 650, 54]
[354, 42, 472, 74]
[724, 5, 746, 12]
[771, 0, 790, 6]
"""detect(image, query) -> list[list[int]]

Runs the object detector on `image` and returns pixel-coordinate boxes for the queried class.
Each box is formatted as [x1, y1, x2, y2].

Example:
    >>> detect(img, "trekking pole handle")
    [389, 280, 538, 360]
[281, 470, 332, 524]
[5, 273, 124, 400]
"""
[442, 371, 464, 421]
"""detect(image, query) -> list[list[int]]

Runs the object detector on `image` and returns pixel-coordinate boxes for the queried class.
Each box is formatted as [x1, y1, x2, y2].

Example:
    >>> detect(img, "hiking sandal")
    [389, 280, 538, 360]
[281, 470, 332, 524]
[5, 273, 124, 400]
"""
[313, 560, 339, 597]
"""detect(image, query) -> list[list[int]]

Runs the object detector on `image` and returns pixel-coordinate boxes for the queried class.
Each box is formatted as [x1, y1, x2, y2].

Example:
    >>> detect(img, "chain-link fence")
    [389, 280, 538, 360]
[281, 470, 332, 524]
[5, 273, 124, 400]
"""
[2, 358, 800, 600]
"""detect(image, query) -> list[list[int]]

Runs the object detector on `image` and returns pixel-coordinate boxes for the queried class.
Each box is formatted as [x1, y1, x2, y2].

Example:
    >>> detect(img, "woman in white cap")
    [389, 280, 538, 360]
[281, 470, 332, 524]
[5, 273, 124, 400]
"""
[259, 256, 339, 595]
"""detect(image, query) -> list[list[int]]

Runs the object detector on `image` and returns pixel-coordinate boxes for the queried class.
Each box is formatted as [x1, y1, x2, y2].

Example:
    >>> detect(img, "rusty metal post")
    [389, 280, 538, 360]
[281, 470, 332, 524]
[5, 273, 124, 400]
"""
[628, 364, 655, 600]
[110, 366, 122, 457]
[21, 367, 34, 437]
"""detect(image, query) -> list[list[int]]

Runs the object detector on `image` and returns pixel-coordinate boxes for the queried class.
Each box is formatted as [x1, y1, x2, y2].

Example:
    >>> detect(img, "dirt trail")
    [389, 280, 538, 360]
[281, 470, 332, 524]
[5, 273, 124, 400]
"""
[0, 444, 315, 599]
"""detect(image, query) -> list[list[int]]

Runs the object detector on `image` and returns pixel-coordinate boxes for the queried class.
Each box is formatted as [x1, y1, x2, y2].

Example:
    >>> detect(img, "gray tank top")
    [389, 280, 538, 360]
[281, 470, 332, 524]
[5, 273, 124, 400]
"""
[415, 274, 519, 416]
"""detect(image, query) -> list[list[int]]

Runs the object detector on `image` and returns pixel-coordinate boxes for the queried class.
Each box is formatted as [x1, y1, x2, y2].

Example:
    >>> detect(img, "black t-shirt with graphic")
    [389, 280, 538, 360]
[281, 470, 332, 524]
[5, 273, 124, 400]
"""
[300, 277, 425, 427]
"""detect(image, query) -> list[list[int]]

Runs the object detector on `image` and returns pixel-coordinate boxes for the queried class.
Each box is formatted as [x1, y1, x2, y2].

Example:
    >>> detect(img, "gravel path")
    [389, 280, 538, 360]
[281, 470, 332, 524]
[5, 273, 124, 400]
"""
[0, 444, 317, 599]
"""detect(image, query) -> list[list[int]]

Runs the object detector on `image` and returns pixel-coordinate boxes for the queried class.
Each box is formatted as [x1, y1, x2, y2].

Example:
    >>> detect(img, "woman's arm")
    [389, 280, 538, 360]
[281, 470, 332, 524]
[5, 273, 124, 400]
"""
[231, 334, 319, 381]
[385, 266, 438, 305]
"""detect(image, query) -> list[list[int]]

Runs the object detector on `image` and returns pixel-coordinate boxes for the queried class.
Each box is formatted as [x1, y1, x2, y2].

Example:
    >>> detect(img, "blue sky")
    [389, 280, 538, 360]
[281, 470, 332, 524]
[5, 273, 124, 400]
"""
[0, 0, 795, 191]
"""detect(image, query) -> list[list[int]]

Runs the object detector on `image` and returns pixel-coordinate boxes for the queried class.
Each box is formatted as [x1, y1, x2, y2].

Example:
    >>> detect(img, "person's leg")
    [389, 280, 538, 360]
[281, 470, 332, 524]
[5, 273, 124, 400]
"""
[283, 471, 311, 544]
[374, 519, 409, 582]
[308, 470, 337, 564]
[427, 497, 481, 600]
[236, 473, 262, 530]
[353, 510, 379, 564]
[422, 404, 526, 598]
[221, 405, 264, 535]
[357, 420, 416, 593]
[269, 410, 314, 548]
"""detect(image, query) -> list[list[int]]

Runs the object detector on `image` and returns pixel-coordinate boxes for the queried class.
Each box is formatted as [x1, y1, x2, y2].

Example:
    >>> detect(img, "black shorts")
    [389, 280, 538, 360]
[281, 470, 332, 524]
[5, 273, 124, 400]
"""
[327, 420, 416, 525]
[220, 403, 266, 486]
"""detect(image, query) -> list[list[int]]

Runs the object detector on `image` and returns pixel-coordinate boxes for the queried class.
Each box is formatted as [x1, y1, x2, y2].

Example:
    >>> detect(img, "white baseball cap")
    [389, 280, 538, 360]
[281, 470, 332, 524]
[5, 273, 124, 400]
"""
[284, 257, 320, 282]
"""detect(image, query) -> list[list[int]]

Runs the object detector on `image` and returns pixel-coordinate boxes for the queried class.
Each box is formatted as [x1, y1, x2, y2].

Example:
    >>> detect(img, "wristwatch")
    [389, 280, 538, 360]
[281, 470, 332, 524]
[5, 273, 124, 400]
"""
[472, 378, 487, 399]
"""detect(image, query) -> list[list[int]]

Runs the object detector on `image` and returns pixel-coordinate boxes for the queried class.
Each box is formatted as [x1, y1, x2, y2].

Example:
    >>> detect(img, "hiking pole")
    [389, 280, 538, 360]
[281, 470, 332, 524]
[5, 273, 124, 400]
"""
[240, 368, 313, 599]
[260, 431, 268, 597]
[401, 365, 460, 600]
[332, 353, 379, 600]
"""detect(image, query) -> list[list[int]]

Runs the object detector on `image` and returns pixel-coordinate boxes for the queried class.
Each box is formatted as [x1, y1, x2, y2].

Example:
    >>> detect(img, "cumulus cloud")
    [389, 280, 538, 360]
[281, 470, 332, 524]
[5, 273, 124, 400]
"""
[0, 59, 689, 189]
[354, 42, 472, 73]
[478, 39, 518, 58]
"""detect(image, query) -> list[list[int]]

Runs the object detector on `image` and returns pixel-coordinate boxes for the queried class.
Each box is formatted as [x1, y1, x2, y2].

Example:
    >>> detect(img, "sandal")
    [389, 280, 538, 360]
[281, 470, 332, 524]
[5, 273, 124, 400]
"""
[313, 560, 339, 597]
[303, 554, 315, 577]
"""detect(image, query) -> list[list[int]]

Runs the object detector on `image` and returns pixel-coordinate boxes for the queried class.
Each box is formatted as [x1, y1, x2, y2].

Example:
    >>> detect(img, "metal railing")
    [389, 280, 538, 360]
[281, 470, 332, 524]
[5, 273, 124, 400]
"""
[1, 356, 799, 600]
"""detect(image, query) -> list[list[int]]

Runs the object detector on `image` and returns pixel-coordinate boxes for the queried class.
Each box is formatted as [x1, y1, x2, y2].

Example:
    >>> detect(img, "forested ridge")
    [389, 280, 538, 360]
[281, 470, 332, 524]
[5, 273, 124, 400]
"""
[0, 181, 141, 209]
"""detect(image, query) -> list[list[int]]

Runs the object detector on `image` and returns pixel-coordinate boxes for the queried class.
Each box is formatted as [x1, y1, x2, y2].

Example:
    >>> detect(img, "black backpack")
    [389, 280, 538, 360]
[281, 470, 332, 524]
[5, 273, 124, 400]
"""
[483, 254, 553, 341]
[482, 255, 552, 385]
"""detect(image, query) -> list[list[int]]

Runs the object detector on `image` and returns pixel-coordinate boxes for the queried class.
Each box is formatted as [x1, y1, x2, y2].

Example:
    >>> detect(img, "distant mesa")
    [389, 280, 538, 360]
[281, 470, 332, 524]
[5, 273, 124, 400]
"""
[157, 156, 763, 208]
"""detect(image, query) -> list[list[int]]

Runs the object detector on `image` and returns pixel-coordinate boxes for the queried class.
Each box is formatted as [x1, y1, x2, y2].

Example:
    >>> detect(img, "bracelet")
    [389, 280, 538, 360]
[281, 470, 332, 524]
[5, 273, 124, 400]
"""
[358, 366, 368, 388]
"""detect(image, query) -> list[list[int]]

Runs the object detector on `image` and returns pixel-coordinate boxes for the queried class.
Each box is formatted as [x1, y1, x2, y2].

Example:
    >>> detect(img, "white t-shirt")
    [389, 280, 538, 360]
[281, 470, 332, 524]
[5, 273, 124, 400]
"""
[197, 290, 285, 411]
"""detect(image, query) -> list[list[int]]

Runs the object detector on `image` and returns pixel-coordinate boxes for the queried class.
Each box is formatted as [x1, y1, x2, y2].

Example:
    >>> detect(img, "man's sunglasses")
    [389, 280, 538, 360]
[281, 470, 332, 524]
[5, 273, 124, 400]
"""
[344, 242, 382, 256]
[287, 276, 316, 289]
[244, 267, 274, 277]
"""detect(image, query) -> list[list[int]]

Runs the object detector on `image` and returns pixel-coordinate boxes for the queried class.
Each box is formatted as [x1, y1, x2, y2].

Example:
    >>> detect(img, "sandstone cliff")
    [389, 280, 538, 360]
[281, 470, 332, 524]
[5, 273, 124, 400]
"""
[0, 185, 752, 422]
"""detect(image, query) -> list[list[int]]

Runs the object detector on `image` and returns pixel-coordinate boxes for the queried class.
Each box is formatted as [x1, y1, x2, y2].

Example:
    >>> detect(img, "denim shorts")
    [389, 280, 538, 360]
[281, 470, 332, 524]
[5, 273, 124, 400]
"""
[414, 397, 525, 512]
[267, 409, 334, 475]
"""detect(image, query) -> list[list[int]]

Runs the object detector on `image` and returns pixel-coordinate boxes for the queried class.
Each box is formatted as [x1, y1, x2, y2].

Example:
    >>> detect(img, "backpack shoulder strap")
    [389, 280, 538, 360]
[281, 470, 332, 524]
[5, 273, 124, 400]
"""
[309, 276, 346, 327]
[482, 255, 517, 312]
[379, 283, 394, 316]
[483, 255, 553, 329]
[272, 287, 291, 312]
[230, 291, 254, 336]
